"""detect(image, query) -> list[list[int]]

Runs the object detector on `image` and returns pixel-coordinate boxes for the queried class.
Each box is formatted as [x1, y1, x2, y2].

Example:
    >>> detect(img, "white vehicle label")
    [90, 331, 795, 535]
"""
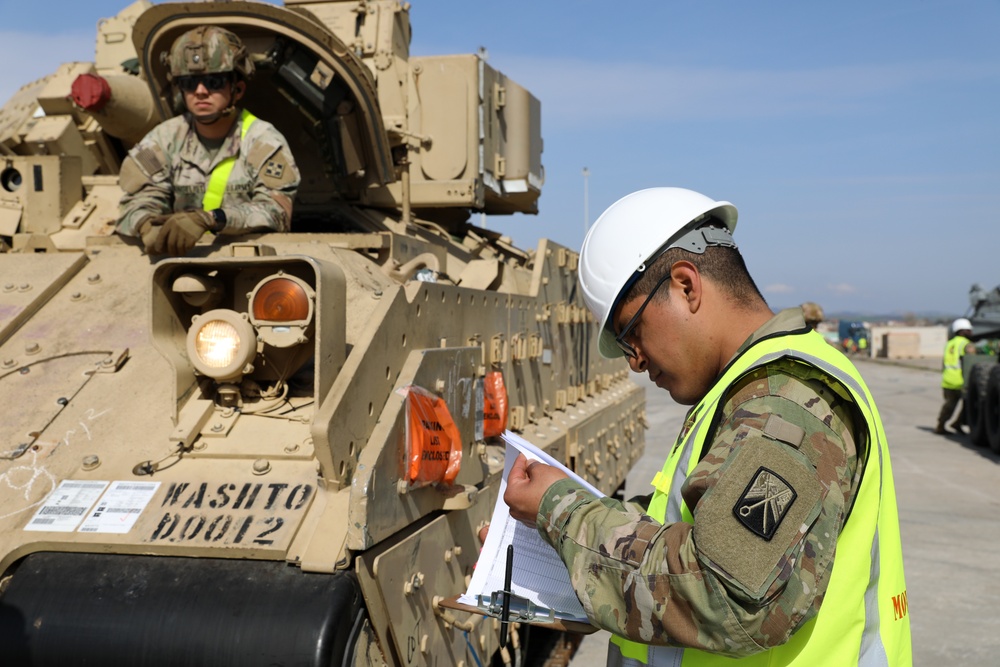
[78, 481, 161, 534]
[24, 480, 109, 532]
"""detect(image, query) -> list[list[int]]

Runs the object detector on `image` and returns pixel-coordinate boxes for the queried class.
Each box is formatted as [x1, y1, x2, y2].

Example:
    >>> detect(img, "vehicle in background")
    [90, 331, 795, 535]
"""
[0, 2, 645, 665]
[839, 319, 871, 355]
[962, 284, 1000, 453]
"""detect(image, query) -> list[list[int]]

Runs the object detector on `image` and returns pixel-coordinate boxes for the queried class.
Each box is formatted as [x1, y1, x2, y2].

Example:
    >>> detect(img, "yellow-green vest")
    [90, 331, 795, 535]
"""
[941, 336, 970, 390]
[202, 109, 257, 211]
[609, 329, 912, 667]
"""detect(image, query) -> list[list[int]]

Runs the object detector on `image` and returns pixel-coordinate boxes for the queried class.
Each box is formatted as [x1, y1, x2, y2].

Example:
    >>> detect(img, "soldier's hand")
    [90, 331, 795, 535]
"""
[503, 454, 568, 526]
[154, 210, 213, 256]
[136, 215, 169, 254]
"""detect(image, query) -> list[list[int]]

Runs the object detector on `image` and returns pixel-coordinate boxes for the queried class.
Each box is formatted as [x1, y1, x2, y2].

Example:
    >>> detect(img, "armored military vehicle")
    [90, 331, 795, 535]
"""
[961, 284, 1000, 453]
[0, 2, 645, 665]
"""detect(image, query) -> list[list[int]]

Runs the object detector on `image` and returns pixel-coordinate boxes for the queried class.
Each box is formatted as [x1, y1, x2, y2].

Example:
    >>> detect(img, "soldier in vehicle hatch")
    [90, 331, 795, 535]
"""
[116, 26, 300, 257]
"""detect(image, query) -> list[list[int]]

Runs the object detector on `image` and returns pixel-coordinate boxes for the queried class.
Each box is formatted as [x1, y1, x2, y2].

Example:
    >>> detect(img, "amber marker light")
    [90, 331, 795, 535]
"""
[186, 309, 257, 381]
[251, 277, 311, 323]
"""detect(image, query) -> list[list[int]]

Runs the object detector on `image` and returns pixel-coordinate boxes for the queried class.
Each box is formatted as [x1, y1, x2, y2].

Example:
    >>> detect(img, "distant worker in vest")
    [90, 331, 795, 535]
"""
[504, 188, 912, 665]
[117, 26, 300, 256]
[936, 318, 975, 435]
[800, 301, 824, 331]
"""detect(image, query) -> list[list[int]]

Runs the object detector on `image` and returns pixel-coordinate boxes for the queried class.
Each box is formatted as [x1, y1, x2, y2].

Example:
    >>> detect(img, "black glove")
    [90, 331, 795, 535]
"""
[153, 210, 214, 256]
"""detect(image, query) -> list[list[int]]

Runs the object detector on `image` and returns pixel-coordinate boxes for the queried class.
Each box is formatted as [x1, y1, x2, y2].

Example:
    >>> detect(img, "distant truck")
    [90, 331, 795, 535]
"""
[838, 320, 870, 355]
[962, 284, 1000, 453]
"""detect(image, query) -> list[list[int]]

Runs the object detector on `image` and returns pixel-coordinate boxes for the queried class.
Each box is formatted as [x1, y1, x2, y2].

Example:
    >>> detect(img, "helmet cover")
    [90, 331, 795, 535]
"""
[167, 26, 254, 81]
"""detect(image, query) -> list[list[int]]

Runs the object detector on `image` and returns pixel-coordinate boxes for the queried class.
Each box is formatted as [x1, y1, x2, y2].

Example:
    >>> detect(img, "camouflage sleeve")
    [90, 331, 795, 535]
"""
[116, 131, 174, 237]
[536, 362, 859, 657]
[220, 123, 300, 234]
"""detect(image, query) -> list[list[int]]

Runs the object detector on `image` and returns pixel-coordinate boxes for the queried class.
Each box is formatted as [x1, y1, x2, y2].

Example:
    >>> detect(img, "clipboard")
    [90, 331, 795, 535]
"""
[437, 594, 598, 635]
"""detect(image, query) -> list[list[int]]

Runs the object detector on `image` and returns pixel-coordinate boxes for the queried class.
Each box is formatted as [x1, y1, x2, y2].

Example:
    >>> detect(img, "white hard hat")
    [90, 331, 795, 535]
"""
[579, 187, 738, 358]
[952, 318, 972, 332]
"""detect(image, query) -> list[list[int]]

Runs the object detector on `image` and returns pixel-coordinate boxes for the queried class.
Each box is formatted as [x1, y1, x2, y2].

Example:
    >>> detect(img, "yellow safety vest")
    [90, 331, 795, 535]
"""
[610, 329, 912, 666]
[202, 109, 257, 211]
[941, 336, 970, 390]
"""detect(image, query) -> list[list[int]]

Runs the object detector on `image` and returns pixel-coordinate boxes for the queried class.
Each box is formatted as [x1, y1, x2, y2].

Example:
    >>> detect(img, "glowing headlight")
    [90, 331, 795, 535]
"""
[194, 320, 242, 368]
[186, 309, 257, 381]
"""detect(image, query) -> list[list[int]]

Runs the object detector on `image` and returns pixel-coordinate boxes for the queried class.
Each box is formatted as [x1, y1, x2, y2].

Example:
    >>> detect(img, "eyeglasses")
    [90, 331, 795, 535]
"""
[614, 271, 671, 359]
[176, 73, 232, 93]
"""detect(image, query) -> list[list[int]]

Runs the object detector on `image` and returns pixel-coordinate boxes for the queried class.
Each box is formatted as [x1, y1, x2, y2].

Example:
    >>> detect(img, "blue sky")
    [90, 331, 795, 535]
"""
[2, 1, 998, 315]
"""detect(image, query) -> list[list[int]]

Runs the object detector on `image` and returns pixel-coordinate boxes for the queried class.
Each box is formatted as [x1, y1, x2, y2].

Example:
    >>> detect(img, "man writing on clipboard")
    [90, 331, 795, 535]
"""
[504, 187, 912, 666]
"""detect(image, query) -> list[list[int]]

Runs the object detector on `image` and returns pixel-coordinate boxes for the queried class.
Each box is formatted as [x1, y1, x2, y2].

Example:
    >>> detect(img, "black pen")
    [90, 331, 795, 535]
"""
[500, 543, 513, 647]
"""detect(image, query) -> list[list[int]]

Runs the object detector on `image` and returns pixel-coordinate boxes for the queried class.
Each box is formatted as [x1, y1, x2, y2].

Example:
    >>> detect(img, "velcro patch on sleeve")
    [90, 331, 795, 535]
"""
[118, 156, 152, 195]
[693, 437, 822, 601]
[762, 414, 805, 449]
[246, 140, 278, 170]
[132, 145, 166, 178]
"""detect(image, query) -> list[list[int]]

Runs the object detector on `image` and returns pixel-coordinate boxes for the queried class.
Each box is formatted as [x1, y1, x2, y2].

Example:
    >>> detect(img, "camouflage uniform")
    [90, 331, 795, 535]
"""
[536, 309, 861, 657]
[117, 112, 299, 237]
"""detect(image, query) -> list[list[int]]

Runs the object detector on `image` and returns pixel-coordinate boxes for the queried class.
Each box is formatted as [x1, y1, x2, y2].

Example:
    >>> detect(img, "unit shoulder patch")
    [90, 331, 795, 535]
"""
[247, 140, 296, 189]
[732, 467, 796, 541]
[692, 436, 823, 600]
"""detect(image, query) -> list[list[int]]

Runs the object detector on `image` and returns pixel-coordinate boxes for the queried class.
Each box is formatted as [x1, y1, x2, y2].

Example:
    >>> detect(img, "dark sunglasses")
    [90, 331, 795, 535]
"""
[614, 271, 672, 359]
[176, 73, 232, 93]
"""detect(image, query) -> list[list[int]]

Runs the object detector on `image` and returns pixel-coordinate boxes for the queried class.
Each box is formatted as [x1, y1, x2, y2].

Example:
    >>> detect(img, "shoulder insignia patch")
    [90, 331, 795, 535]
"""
[264, 159, 285, 180]
[733, 467, 797, 541]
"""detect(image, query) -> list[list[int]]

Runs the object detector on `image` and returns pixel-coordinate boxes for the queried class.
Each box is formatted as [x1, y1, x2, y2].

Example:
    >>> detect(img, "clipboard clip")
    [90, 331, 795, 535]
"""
[477, 590, 556, 625]
[478, 544, 556, 646]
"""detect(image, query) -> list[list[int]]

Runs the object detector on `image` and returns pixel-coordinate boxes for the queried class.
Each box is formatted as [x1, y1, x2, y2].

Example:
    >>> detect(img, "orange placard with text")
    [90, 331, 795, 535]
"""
[483, 371, 508, 438]
[404, 386, 462, 487]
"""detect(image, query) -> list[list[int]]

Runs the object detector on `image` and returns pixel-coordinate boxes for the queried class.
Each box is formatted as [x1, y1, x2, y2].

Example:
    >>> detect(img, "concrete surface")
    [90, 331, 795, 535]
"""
[570, 356, 1000, 667]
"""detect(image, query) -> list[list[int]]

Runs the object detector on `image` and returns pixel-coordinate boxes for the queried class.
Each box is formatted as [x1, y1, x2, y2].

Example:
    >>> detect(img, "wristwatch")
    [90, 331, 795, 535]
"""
[209, 208, 227, 232]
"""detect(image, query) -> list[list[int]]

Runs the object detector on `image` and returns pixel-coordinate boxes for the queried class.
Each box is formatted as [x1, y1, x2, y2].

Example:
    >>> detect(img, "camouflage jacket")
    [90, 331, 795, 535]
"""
[536, 309, 861, 657]
[117, 111, 299, 237]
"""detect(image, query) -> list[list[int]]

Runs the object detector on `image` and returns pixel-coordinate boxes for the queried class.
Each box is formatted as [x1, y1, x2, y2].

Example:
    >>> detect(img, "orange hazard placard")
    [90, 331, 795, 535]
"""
[483, 371, 508, 438]
[405, 386, 462, 487]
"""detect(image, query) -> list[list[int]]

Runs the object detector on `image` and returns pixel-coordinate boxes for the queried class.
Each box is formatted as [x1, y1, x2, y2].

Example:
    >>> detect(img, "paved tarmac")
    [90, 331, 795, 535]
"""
[571, 356, 1000, 667]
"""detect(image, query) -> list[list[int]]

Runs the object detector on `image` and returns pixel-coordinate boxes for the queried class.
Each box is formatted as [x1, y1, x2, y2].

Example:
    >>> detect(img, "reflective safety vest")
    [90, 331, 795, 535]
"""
[609, 330, 912, 667]
[941, 336, 970, 390]
[202, 109, 257, 211]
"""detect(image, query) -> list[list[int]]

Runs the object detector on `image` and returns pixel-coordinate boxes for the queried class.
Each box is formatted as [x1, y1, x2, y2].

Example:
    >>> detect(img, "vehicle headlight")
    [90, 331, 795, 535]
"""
[186, 309, 257, 381]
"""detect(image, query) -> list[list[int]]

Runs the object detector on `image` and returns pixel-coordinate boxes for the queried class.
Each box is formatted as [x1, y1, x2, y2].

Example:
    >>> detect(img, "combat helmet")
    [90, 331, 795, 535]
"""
[801, 301, 824, 329]
[579, 188, 738, 358]
[165, 26, 254, 82]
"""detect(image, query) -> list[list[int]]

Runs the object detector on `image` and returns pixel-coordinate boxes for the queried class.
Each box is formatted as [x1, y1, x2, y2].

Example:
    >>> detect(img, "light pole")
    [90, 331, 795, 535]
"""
[582, 166, 590, 234]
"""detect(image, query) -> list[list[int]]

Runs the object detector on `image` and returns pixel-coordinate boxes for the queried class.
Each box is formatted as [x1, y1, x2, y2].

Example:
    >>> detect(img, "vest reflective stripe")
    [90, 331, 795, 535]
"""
[202, 109, 257, 211]
[941, 336, 969, 390]
[610, 330, 911, 666]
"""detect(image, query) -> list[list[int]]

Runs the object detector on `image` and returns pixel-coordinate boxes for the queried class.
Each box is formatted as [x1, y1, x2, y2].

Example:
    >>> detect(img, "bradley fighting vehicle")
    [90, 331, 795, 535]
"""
[961, 284, 1000, 454]
[0, 1, 646, 665]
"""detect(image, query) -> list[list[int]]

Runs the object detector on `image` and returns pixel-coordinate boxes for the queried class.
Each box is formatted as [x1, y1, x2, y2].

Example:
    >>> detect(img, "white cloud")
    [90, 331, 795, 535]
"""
[764, 283, 795, 294]
[828, 283, 858, 295]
